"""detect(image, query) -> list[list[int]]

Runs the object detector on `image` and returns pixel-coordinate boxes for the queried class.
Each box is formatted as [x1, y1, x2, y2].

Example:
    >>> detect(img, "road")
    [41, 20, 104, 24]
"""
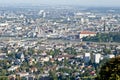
[0, 37, 120, 46]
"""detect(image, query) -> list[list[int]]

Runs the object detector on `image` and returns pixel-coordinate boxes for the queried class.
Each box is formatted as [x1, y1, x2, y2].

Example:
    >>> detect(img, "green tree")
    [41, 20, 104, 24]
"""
[49, 70, 57, 80]
[64, 47, 77, 55]
[103, 48, 112, 54]
[97, 56, 120, 80]
[0, 76, 8, 80]
[83, 32, 120, 42]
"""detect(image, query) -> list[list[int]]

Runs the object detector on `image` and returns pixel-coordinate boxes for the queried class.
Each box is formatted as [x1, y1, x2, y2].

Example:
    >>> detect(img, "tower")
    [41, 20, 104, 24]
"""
[103, 20, 106, 32]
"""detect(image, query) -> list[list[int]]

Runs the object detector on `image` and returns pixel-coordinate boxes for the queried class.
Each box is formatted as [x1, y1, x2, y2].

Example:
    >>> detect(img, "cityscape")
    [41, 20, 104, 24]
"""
[0, 3, 120, 80]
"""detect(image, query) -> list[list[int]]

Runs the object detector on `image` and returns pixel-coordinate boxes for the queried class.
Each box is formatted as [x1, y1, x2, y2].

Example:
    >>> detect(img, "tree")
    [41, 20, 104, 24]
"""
[49, 70, 57, 80]
[97, 56, 120, 80]
[28, 48, 35, 56]
[103, 48, 112, 54]
[0, 76, 8, 80]
[82, 32, 120, 42]
[64, 47, 77, 55]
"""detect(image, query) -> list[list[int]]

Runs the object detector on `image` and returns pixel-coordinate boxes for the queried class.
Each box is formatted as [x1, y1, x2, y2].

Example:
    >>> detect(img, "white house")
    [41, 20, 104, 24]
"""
[8, 65, 20, 71]
[107, 54, 115, 58]
[16, 72, 29, 77]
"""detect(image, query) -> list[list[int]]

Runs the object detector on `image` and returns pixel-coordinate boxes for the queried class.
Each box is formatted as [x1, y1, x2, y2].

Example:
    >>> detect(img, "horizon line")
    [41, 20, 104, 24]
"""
[0, 3, 120, 8]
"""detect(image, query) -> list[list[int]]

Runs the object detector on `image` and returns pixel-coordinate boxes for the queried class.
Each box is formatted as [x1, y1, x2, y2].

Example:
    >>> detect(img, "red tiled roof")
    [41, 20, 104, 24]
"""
[80, 31, 96, 34]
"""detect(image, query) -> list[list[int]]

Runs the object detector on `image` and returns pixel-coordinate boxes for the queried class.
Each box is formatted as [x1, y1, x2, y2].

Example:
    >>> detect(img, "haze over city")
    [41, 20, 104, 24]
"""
[0, 0, 120, 7]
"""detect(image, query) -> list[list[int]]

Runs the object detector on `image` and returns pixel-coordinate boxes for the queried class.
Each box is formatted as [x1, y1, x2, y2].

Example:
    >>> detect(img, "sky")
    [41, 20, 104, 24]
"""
[0, 0, 120, 7]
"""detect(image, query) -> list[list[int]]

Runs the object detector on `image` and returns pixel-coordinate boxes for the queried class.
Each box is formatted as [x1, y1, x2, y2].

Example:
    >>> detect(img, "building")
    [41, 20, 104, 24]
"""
[16, 72, 29, 77]
[79, 31, 96, 39]
[0, 53, 6, 60]
[84, 53, 91, 63]
[8, 66, 20, 71]
[107, 54, 115, 58]
[94, 53, 101, 63]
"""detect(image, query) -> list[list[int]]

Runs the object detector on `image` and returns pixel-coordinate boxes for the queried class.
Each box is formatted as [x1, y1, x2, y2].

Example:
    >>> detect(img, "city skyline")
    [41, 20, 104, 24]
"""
[0, 0, 120, 7]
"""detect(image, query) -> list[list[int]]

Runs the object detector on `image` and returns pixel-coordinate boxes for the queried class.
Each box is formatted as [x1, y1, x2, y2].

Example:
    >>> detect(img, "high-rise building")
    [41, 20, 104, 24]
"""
[94, 53, 101, 63]
[84, 53, 91, 63]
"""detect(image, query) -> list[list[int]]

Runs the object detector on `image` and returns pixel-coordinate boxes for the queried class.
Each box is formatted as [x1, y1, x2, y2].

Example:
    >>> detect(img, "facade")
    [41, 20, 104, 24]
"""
[107, 54, 115, 58]
[84, 53, 91, 63]
[16, 72, 29, 77]
[8, 66, 20, 71]
[94, 53, 101, 63]
[79, 31, 96, 39]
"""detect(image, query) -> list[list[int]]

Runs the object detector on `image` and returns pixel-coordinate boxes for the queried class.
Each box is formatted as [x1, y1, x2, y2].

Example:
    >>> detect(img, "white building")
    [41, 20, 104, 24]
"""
[0, 23, 8, 26]
[107, 54, 115, 58]
[94, 53, 101, 63]
[8, 66, 20, 71]
[41, 56, 50, 62]
[84, 53, 91, 63]
[79, 31, 96, 39]
[16, 72, 29, 77]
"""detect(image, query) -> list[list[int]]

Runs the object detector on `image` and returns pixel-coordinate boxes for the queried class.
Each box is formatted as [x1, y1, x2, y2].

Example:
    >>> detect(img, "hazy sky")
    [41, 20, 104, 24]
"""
[0, 0, 120, 7]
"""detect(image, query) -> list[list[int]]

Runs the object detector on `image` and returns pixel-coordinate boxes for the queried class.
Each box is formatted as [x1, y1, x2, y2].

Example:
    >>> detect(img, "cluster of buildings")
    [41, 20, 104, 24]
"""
[0, 6, 119, 79]
[0, 38, 119, 79]
[0, 6, 120, 39]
